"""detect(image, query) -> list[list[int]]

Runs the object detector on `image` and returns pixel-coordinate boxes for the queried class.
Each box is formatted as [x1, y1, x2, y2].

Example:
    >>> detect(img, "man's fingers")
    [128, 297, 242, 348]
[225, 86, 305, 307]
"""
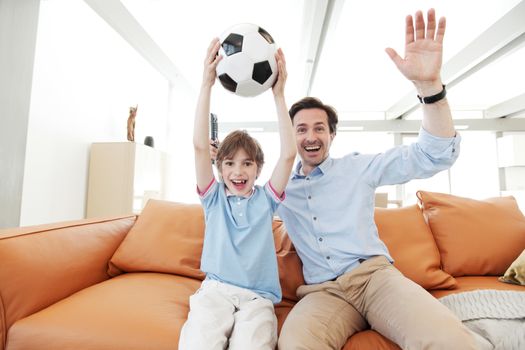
[385, 47, 403, 71]
[426, 8, 436, 40]
[405, 15, 414, 45]
[414, 10, 425, 40]
[436, 17, 446, 43]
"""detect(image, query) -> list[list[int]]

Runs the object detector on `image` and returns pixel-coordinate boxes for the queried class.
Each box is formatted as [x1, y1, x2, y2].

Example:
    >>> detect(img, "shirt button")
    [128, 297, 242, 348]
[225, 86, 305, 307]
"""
[237, 202, 241, 205]
[306, 177, 310, 181]
[318, 237, 323, 242]
[313, 217, 317, 221]
[308, 195, 312, 199]
[239, 213, 243, 217]
[326, 256, 330, 260]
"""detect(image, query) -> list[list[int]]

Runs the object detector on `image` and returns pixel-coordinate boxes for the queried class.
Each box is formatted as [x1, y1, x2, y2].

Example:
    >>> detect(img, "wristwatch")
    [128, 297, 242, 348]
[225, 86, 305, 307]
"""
[417, 85, 447, 104]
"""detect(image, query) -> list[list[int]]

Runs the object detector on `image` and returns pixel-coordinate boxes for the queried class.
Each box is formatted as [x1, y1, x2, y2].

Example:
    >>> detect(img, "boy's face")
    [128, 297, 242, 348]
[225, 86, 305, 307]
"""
[293, 108, 335, 173]
[220, 148, 260, 197]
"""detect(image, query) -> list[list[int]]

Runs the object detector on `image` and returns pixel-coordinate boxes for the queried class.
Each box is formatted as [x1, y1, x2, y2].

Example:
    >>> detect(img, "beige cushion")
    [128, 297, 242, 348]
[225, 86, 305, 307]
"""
[499, 249, 525, 286]
[417, 191, 525, 277]
[375, 205, 456, 290]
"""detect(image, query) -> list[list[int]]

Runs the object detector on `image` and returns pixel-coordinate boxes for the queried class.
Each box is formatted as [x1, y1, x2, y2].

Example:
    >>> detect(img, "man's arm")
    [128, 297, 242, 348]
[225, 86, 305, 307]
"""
[269, 48, 296, 196]
[385, 9, 455, 138]
[194, 38, 222, 192]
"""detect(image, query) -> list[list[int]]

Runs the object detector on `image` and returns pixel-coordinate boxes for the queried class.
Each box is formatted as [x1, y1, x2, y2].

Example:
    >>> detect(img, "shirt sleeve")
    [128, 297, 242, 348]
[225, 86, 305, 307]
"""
[264, 181, 285, 213]
[197, 178, 219, 210]
[364, 127, 461, 188]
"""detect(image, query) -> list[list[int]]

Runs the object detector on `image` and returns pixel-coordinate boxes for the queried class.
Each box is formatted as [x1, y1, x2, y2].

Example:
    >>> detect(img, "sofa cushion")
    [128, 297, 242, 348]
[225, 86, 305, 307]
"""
[375, 205, 457, 290]
[430, 276, 525, 299]
[273, 220, 305, 301]
[6, 273, 199, 350]
[343, 329, 401, 350]
[417, 191, 525, 277]
[108, 200, 206, 280]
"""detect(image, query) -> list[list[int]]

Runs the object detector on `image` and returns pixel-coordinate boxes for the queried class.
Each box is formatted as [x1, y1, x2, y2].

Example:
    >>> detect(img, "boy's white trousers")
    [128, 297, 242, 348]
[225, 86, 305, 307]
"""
[178, 279, 278, 350]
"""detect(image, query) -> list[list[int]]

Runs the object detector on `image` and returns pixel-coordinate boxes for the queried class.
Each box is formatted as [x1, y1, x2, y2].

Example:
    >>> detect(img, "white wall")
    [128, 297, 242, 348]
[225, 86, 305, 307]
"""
[0, 0, 40, 229]
[20, 0, 169, 226]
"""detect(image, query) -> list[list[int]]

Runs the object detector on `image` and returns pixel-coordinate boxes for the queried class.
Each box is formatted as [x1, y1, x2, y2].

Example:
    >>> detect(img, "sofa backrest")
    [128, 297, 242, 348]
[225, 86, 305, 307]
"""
[108, 199, 462, 303]
[107, 194, 525, 304]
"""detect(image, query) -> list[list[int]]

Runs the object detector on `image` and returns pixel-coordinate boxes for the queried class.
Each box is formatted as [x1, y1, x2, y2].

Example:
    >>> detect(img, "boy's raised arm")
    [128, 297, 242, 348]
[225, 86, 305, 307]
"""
[194, 39, 222, 192]
[269, 48, 296, 196]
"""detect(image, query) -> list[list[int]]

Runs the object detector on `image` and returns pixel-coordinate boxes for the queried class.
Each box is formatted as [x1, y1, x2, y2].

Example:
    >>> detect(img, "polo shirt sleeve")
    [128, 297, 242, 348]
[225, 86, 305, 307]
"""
[264, 181, 285, 213]
[197, 178, 220, 211]
[364, 127, 461, 188]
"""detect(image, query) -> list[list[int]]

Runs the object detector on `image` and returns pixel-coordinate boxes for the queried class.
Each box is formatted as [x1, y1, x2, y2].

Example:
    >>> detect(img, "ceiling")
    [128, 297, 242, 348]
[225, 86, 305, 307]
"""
[85, 0, 525, 127]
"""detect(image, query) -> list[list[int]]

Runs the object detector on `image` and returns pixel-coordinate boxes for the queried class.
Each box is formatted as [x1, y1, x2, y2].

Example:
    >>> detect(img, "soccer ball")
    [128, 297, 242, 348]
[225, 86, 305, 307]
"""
[216, 23, 277, 97]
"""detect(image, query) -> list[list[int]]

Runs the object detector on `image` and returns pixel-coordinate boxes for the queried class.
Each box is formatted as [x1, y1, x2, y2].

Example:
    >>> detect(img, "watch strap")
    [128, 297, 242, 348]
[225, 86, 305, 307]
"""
[417, 84, 447, 104]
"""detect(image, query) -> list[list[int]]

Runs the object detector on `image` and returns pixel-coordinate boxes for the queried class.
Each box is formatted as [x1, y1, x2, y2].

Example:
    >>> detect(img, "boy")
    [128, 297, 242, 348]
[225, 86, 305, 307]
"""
[178, 39, 295, 349]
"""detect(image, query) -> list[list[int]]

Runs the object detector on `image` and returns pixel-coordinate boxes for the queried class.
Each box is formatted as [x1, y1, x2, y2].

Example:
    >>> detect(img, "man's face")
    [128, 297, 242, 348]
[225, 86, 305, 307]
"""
[293, 108, 335, 174]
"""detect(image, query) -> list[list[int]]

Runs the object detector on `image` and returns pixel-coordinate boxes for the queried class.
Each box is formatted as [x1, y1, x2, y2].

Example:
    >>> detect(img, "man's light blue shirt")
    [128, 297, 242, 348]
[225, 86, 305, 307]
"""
[277, 128, 461, 285]
[199, 179, 283, 303]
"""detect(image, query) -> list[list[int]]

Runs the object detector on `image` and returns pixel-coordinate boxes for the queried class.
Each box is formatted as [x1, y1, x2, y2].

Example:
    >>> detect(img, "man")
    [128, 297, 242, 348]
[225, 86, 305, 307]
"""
[275, 8, 477, 350]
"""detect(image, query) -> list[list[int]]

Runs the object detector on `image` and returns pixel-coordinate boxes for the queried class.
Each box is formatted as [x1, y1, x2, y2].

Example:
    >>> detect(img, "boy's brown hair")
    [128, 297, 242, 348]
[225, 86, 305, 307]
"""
[216, 130, 264, 173]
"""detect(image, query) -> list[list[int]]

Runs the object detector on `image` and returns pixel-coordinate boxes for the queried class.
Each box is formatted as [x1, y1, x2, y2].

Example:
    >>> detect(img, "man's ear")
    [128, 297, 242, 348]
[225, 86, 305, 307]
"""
[331, 132, 336, 141]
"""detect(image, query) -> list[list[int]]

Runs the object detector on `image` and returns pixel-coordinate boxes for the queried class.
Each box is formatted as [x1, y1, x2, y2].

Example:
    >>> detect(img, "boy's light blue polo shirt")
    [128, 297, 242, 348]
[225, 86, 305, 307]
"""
[199, 179, 283, 304]
[277, 128, 461, 285]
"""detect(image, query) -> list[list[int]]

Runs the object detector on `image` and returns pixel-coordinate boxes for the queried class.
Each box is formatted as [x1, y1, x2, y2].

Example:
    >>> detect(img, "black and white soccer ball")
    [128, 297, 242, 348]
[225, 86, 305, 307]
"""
[216, 23, 277, 97]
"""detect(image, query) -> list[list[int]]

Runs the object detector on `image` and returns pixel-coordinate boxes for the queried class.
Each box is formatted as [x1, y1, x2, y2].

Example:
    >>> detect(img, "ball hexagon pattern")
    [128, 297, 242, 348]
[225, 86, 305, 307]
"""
[216, 23, 277, 97]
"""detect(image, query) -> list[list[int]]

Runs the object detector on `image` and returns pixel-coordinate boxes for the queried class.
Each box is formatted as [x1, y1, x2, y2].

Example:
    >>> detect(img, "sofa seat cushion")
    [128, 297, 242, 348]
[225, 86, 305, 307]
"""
[430, 276, 525, 299]
[6, 272, 295, 350]
[343, 329, 401, 350]
[417, 191, 525, 277]
[6, 273, 199, 350]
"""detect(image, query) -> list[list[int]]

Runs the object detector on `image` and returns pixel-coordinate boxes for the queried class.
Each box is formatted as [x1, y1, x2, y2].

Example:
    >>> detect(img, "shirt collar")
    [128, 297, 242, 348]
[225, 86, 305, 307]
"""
[225, 185, 255, 199]
[292, 156, 333, 179]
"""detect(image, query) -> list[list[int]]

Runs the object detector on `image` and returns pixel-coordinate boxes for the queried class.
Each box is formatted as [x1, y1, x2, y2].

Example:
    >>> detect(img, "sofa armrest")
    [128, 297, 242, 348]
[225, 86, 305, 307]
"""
[0, 215, 135, 348]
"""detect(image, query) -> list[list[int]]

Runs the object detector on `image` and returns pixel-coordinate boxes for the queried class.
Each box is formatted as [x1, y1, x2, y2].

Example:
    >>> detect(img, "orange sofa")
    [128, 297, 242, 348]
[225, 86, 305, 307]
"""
[2, 191, 525, 350]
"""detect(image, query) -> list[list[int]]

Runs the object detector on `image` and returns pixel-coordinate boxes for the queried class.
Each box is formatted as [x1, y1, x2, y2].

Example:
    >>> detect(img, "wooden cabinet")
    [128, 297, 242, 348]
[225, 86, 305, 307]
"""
[86, 142, 166, 218]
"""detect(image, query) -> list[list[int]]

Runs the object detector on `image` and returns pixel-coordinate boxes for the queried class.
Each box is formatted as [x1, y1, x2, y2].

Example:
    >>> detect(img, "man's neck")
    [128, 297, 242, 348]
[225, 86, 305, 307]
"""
[300, 163, 315, 176]
[300, 156, 328, 176]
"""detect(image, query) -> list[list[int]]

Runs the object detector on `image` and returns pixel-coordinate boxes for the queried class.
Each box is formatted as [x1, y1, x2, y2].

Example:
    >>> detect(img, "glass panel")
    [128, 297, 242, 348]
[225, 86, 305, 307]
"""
[450, 131, 500, 199]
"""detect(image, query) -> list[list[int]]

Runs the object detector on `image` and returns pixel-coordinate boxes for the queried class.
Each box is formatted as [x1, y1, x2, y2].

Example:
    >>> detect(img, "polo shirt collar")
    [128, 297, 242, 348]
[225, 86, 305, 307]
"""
[225, 185, 255, 199]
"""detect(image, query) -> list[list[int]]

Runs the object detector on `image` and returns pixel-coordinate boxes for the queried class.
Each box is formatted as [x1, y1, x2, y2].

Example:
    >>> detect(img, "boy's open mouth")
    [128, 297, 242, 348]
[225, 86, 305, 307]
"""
[231, 179, 247, 185]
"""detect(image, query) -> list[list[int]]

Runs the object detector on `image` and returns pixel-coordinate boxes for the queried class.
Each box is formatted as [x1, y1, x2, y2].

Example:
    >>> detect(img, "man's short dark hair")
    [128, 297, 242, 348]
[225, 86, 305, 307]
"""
[289, 97, 338, 134]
